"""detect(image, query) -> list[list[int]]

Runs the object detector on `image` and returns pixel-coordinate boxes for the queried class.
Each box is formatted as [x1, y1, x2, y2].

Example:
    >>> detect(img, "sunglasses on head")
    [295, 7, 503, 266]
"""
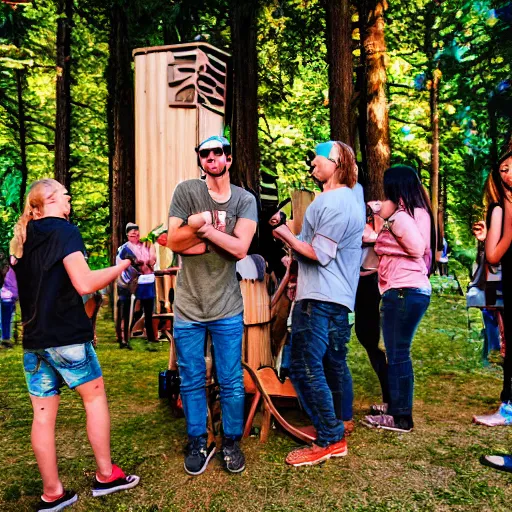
[198, 147, 225, 159]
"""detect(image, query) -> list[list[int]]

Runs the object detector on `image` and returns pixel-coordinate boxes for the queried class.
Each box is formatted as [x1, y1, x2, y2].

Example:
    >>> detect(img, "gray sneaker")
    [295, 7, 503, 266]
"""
[473, 403, 512, 426]
[221, 439, 246, 473]
[184, 436, 216, 476]
[362, 414, 412, 433]
[370, 403, 388, 415]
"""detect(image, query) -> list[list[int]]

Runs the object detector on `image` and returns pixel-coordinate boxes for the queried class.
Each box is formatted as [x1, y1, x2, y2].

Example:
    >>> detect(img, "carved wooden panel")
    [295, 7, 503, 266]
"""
[167, 47, 228, 116]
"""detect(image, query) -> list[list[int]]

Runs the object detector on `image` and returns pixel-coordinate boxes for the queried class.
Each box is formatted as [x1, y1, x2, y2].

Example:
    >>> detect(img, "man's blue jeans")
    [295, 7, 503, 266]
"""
[173, 312, 244, 440]
[380, 288, 430, 418]
[290, 300, 352, 447]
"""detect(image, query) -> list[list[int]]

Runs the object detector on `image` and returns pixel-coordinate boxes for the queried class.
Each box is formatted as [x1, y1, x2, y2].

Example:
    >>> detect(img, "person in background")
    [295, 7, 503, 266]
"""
[115, 224, 143, 349]
[363, 165, 435, 433]
[474, 148, 512, 426]
[471, 173, 504, 365]
[437, 237, 449, 276]
[1, 266, 18, 348]
[471, 215, 503, 365]
[10, 178, 139, 512]
[355, 195, 390, 416]
[271, 141, 364, 466]
[117, 223, 157, 347]
[167, 135, 257, 475]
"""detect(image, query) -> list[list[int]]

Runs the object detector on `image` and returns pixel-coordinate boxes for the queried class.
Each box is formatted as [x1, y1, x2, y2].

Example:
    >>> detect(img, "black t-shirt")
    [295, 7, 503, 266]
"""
[13, 217, 94, 349]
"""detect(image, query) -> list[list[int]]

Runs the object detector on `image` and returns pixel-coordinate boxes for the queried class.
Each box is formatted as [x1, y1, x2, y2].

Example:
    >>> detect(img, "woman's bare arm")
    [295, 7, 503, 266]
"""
[64, 252, 130, 295]
[486, 203, 512, 264]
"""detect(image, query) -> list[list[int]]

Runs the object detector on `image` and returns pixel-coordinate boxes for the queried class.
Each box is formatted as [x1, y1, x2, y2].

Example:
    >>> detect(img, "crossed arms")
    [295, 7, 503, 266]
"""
[167, 211, 257, 260]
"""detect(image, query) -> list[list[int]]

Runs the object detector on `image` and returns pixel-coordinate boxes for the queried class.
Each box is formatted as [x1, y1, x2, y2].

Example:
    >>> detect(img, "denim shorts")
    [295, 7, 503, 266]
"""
[23, 342, 102, 397]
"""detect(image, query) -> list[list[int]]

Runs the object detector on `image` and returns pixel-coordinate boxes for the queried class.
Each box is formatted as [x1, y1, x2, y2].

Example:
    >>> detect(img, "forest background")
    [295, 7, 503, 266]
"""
[0, 0, 511, 270]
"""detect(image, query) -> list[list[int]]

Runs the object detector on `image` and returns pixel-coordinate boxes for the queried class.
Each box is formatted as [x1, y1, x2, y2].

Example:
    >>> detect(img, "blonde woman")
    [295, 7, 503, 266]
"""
[10, 179, 139, 511]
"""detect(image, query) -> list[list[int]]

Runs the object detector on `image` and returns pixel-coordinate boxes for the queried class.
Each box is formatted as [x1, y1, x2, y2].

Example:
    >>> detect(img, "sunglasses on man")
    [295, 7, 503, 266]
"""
[198, 147, 226, 159]
[305, 149, 336, 168]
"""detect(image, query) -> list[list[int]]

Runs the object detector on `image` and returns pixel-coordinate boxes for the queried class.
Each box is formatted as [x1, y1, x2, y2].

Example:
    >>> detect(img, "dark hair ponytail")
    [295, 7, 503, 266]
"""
[383, 165, 437, 274]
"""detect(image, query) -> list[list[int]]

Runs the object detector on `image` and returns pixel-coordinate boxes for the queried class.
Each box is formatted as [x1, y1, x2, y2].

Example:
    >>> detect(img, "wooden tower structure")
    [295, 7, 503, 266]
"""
[132, 42, 231, 234]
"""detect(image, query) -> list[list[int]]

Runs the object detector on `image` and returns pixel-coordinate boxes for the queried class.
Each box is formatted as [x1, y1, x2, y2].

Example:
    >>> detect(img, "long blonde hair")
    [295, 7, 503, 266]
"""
[10, 179, 63, 260]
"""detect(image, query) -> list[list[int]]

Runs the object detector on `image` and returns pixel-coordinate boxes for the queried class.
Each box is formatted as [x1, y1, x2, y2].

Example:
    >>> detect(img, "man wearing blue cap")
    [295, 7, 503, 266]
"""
[270, 140, 364, 466]
[167, 135, 257, 475]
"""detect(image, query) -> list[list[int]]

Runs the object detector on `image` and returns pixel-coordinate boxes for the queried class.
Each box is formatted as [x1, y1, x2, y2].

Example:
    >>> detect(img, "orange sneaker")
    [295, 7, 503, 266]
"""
[285, 438, 347, 467]
[329, 437, 348, 458]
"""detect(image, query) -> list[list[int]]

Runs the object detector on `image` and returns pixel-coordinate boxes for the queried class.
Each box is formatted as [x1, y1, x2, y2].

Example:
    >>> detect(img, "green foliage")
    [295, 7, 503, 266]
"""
[386, 0, 511, 253]
[0, 0, 511, 262]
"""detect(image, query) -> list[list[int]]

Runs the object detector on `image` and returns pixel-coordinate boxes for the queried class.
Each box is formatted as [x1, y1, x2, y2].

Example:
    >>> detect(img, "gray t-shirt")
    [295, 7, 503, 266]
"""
[295, 186, 365, 311]
[169, 179, 258, 322]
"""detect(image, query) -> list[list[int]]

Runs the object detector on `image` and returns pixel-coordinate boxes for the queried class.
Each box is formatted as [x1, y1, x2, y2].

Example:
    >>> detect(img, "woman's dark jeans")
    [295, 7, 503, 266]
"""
[381, 288, 430, 419]
[355, 273, 390, 404]
[1, 300, 15, 341]
[290, 299, 352, 447]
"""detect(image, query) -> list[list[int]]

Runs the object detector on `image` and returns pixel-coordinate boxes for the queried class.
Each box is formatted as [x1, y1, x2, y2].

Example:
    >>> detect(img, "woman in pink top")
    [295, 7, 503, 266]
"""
[363, 166, 435, 433]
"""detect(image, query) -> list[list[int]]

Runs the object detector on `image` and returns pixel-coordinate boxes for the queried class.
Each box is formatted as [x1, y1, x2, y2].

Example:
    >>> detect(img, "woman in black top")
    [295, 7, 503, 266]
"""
[474, 150, 512, 426]
[10, 179, 139, 511]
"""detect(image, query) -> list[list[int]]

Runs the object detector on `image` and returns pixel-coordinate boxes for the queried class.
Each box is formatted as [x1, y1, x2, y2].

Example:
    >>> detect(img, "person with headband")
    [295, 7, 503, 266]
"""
[270, 140, 364, 467]
[167, 135, 258, 475]
[9, 179, 139, 511]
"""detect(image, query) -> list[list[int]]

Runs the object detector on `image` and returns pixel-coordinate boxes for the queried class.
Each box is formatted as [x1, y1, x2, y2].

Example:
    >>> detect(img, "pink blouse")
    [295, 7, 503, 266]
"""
[375, 208, 431, 295]
[127, 241, 155, 275]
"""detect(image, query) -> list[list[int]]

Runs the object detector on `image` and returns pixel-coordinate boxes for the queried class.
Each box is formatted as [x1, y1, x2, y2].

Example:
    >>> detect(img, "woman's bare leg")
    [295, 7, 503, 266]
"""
[29, 394, 63, 497]
[75, 377, 113, 479]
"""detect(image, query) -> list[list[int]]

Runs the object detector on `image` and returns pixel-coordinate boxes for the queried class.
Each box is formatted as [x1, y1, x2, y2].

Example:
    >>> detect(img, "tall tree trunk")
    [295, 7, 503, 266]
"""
[425, 4, 440, 248]
[325, 0, 354, 146]
[358, 0, 390, 200]
[230, 0, 260, 192]
[108, 4, 135, 265]
[54, 0, 72, 190]
[15, 69, 28, 210]
[355, 62, 368, 182]
[429, 67, 440, 246]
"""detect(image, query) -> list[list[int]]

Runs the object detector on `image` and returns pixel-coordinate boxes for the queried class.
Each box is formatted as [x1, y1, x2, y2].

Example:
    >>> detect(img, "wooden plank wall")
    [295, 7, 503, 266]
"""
[134, 50, 224, 236]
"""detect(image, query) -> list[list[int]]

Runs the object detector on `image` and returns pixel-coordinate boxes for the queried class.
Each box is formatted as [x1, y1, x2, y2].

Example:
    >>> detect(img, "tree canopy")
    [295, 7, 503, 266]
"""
[0, 0, 510, 268]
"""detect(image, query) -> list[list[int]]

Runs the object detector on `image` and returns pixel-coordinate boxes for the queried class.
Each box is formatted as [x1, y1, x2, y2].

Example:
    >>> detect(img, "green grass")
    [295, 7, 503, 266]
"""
[1, 296, 511, 511]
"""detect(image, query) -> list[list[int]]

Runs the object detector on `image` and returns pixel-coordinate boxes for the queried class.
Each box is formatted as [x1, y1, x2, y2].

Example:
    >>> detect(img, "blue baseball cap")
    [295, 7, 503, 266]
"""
[197, 135, 230, 151]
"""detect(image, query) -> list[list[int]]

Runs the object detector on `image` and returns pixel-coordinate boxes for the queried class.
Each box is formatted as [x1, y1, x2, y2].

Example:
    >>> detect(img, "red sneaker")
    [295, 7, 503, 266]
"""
[286, 438, 348, 467]
[92, 464, 140, 497]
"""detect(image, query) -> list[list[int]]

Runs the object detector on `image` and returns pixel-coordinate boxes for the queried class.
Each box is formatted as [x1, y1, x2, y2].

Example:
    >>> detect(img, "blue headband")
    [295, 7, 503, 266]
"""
[315, 141, 336, 160]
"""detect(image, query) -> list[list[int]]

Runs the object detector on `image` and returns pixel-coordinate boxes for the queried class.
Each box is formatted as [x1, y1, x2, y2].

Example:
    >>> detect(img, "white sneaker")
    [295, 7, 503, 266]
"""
[473, 402, 512, 426]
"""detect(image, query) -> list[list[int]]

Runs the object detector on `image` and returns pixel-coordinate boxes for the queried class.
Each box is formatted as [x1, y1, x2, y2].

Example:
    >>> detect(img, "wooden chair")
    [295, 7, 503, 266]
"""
[241, 191, 316, 442]
[243, 363, 316, 443]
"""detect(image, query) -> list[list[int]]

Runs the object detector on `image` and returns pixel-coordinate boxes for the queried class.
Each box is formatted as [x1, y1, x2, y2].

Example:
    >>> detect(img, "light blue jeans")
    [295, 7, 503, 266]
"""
[23, 342, 102, 397]
[173, 312, 244, 440]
